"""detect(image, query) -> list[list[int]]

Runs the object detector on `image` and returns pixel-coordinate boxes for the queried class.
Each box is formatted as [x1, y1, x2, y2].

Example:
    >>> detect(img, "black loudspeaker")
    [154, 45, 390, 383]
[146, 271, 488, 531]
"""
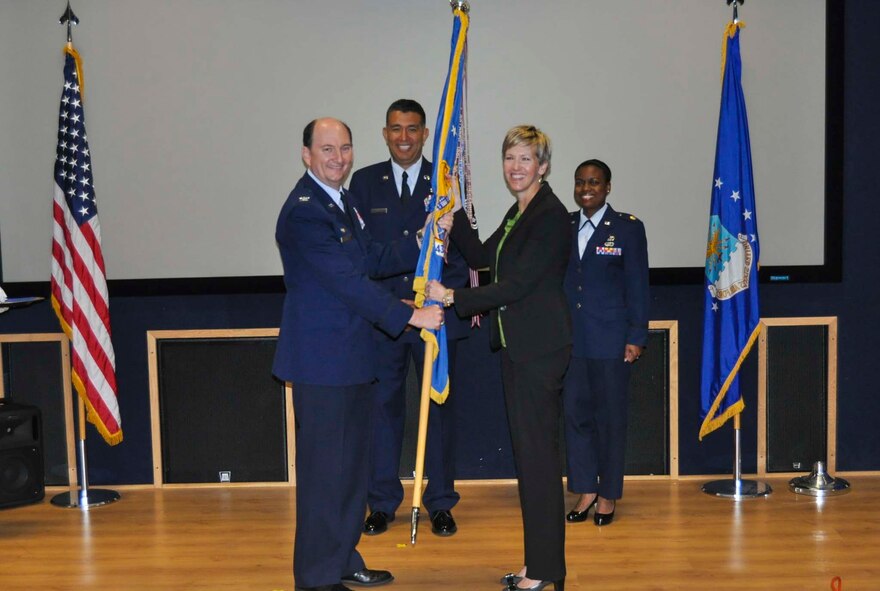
[0, 401, 45, 509]
[155, 336, 288, 484]
[765, 324, 828, 472]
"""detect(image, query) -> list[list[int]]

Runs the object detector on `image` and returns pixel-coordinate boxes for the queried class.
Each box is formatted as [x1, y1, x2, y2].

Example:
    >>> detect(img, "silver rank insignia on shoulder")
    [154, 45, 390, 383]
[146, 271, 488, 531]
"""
[298, 195, 310, 202]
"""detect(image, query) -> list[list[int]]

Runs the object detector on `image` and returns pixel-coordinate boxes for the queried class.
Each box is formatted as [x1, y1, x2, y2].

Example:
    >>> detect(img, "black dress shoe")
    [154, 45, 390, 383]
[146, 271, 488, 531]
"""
[363, 511, 394, 535]
[341, 568, 394, 587]
[594, 505, 615, 526]
[430, 510, 457, 536]
[565, 495, 597, 523]
[502, 578, 564, 591]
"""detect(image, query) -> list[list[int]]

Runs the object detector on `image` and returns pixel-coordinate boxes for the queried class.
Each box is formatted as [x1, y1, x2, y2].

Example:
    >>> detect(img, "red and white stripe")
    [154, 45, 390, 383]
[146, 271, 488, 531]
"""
[51, 182, 122, 443]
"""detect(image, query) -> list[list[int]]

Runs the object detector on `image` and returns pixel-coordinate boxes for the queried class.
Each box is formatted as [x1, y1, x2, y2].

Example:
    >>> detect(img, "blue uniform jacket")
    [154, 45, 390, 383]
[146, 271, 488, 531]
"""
[272, 172, 419, 385]
[564, 205, 650, 359]
[349, 158, 471, 341]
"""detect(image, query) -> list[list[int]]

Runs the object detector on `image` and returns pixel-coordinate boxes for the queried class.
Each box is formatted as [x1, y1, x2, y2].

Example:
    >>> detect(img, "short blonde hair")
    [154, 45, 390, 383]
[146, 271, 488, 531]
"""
[502, 125, 552, 177]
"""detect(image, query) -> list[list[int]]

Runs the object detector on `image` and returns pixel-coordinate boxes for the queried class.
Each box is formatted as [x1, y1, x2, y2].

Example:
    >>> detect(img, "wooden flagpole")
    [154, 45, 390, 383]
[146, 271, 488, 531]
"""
[410, 340, 437, 544]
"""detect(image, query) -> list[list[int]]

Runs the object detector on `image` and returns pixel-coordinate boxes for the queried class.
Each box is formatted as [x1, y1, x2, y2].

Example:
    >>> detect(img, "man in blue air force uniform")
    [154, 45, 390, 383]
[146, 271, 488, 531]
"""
[348, 99, 470, 537]
[273, 117, 444, 591]
[562, 158, 649, 528]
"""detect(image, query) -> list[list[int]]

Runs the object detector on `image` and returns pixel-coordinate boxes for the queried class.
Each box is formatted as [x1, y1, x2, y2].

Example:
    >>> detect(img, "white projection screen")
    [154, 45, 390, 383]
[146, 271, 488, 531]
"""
[0, 0, 838, 287]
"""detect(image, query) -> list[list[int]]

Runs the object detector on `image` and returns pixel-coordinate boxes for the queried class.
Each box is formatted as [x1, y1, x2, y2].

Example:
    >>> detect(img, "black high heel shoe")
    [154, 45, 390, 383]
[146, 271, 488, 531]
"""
[565, 494, 597, 523]
[500, 572, 523, 586]
[594, 501, 616, 526]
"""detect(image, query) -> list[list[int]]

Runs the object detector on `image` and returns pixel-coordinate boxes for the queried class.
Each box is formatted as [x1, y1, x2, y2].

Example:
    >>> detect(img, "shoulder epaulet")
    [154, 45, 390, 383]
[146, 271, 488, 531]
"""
[615, 211, 639, 222]
[569, 211, 580, 223]
[288, 184, 316, 208]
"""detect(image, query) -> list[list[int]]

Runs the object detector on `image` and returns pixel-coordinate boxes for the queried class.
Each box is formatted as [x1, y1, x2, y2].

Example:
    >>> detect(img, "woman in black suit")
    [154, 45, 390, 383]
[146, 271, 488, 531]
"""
[426, 125, 571, 591]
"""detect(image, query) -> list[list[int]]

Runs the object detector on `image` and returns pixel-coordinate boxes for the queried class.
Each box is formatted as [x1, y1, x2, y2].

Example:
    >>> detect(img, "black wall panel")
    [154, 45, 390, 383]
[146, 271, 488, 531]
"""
[766, 325, 828, 472]
[626, 329, 670, 475]
[155, 336, 287, 484]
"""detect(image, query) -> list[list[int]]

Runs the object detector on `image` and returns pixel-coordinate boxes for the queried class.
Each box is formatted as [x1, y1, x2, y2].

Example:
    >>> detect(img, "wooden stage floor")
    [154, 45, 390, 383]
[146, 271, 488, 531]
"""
[1, 477, 878, 590]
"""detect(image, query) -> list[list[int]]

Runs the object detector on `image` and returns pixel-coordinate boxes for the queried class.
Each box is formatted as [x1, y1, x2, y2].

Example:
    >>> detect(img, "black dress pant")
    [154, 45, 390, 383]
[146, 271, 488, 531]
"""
[368, 338, 460, 516]
[292, 382, 371, 588]
[501, 346, 570, 582]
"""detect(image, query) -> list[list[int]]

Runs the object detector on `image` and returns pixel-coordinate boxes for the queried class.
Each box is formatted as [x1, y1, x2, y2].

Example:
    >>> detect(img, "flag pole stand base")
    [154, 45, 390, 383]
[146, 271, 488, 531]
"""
[701, 478, 771, 499]
[789, 461, 851, 497]
[51, 488, 120, 509]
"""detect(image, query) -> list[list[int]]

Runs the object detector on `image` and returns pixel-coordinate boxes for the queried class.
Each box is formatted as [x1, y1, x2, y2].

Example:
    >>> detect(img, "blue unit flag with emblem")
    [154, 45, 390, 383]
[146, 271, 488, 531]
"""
[412, 6, 470, 405]
[699, 22, 761, 440]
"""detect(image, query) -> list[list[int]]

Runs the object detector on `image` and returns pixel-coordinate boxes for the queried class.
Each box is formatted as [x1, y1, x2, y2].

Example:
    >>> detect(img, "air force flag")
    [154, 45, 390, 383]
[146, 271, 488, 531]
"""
[699, 22, 761, 440]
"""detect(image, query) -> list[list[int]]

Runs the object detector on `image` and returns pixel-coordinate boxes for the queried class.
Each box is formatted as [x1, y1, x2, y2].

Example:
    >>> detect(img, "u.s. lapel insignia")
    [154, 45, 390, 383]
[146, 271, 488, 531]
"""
[423, 174, 431, 181]
[298, 195, 310, 202]
[381, 175, 390, 181]
[604, 220, 611, 226]
[327, 202, 336, 209]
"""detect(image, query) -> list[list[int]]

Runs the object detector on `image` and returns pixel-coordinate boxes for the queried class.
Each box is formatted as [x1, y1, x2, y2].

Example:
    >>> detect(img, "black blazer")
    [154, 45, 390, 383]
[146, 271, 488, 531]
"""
[451, 182, 572, 363]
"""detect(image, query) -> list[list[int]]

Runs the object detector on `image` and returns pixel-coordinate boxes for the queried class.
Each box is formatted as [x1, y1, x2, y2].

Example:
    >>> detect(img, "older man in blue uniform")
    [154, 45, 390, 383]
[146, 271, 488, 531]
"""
[562, 158, 649, 528]
[273, 117, 445, 591]
[349, 99, 469, 538]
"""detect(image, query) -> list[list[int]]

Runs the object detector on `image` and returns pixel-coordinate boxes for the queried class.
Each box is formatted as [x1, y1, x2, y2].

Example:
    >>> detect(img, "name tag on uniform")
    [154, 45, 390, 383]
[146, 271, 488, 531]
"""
[370, 207, 388, 214]
[596, 246, 622, 256]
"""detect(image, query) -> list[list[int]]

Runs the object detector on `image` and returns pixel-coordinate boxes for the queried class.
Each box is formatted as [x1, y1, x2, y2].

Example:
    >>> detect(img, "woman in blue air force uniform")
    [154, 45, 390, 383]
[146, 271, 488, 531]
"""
[561, 158, 649, 528]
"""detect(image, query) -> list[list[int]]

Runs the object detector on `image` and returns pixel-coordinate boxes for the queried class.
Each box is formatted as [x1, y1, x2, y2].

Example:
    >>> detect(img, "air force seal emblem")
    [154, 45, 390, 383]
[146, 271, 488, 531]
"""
[705, 215, 753, 300]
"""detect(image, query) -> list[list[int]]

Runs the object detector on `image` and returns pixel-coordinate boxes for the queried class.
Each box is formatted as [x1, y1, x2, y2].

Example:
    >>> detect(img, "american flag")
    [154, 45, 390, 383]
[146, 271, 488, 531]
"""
[50, 45, 122, 445]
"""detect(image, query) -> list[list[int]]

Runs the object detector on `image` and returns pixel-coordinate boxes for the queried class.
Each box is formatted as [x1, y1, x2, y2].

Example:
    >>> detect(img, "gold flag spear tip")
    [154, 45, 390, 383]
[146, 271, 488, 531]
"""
[59, 1, 79, 43]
